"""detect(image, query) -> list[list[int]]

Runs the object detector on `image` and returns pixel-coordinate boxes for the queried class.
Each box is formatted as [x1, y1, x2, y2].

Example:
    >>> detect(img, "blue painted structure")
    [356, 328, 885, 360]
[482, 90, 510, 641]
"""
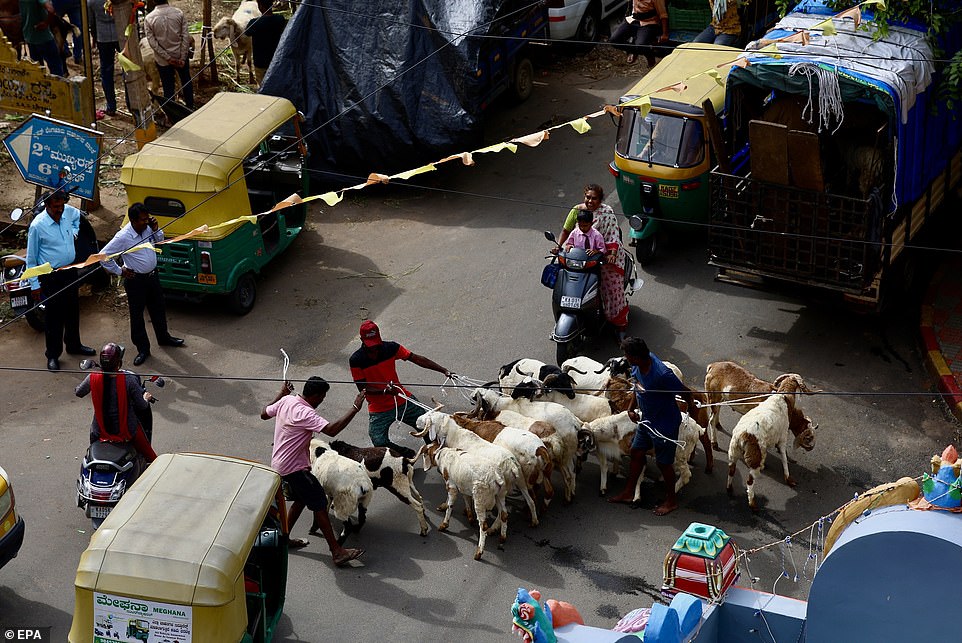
[551, 507, 962, 642]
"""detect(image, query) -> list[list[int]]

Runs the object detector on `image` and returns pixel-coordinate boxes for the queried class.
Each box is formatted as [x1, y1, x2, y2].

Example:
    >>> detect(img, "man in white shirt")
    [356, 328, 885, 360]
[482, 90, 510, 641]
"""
[100, 202, 184, 366]
[144, 0, 194, 109]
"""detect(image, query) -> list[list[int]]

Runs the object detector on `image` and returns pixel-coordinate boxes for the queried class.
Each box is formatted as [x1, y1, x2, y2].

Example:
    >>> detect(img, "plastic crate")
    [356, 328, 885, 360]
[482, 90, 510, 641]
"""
[669, 6, 711, 32]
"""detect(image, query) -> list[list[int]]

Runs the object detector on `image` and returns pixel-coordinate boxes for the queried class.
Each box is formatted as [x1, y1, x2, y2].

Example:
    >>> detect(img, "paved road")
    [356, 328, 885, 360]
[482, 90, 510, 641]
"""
[1, 55, 958, 641]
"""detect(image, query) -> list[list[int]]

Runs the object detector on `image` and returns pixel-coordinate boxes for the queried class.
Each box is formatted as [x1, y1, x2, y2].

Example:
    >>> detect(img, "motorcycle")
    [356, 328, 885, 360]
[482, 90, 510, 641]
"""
[543, 219, 644, 365]
[1, 252, 44, 331]
[75, 359, 164, 528]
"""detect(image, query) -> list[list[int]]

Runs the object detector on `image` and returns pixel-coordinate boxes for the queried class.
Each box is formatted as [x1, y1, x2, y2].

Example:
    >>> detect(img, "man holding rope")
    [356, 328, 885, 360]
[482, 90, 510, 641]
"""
[349, 320, 452, 458]
[608, 336, 692, 515]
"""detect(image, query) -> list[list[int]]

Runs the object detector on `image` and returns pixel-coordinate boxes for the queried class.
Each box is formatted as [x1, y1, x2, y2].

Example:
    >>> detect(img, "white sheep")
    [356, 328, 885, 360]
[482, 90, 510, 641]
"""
[212, 0, 260, 82]
[561, 355, 631, 394]
[421, 442, 509, 561]
[584, 411, 704, 499]
[705, 361, 816, 450]
[414, 410, 539, 527]
[470, 388, 585, 502]
[726, 393, 816, 511]
[450, 413, 555, 511]
[497, 358, 577, 397]
[329, 440, 430, 537]
[516, 383, 615, 423]
[309, 439, 375, 542]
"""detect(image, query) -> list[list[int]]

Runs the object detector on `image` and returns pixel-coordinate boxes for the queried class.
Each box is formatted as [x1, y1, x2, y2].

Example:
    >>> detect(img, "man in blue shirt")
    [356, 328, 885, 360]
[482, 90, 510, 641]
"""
[100, 202, 184, 366]
[608, 336, 691, 515]
[26, 190, 95, 371]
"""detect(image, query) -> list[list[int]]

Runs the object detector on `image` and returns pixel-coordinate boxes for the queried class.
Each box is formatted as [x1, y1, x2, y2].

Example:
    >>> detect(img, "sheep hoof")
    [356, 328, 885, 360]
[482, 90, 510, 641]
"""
[436, 503, 448, 512]
[438, 522, 449, 531]
[749, 500, 759, 512]
[785, 476, 797, 488]
[726, 485, 734, 496]
[712, 442, 723, 452]
[474, 549, 483, 561]
[419, 527, 430, 537]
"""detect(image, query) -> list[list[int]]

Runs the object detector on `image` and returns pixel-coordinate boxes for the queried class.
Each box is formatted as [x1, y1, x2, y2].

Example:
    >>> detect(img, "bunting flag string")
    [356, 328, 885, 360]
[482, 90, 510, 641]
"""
[8, 1, 880, 291]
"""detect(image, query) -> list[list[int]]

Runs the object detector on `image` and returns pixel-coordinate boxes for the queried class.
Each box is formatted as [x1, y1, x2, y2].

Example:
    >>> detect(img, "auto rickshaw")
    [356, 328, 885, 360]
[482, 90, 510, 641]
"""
[609, 43, 741, 264]
[69, 453, 290, 643]
[120, 92, 309, 314]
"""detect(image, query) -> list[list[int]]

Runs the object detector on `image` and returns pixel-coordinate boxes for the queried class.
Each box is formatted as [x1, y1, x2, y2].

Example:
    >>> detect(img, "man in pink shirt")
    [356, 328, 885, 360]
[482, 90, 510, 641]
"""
[261, 376, 366, 567]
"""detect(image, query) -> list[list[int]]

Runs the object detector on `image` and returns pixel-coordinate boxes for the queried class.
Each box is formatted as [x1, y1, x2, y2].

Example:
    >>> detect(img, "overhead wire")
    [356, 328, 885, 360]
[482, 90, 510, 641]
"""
[4, 0, 961, 332]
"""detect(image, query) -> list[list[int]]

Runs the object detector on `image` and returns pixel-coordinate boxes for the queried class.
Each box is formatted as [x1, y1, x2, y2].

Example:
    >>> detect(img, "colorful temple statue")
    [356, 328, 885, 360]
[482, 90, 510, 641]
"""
[662, 523, 739, 601]
[921, 445, 962, 509]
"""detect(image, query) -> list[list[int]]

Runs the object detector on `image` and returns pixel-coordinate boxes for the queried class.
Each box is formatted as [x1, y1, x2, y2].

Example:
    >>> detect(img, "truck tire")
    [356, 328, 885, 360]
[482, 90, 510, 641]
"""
[228, 273, 256, 315]
[575, 1, 602, 45]
[635, 234, 657, 265]
[511, 57, 535, 103]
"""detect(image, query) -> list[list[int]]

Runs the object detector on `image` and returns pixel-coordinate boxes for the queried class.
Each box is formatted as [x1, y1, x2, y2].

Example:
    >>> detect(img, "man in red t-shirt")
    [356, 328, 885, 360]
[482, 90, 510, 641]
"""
[349, 321, 452, 458]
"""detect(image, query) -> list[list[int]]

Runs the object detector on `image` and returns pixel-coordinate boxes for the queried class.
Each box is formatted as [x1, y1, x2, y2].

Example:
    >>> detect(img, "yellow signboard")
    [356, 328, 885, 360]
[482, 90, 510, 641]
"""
[0, 34, 92, 126]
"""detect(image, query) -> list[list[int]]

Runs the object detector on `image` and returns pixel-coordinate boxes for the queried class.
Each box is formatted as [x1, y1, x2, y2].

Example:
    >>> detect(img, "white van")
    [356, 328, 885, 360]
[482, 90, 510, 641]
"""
[546, 0, 630, 42]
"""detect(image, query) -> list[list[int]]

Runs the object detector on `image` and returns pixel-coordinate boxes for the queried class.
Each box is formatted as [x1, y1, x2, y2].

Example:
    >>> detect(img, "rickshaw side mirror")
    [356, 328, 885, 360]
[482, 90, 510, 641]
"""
[10, 208, 23, 222]
[544, 231, 557, 243]
[80, 359, 96, 370]
[628, 215, 644, 231]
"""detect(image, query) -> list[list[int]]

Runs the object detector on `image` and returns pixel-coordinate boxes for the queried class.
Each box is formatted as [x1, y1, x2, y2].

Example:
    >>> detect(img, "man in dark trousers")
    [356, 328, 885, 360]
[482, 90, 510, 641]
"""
[244, 0, 287, 86]
[100, 202, 184, 366]
[349, 320, 452, 458]
[261, 376, 365, 567]
[608, 336, 692, 515]
[26, 190, 95, 371]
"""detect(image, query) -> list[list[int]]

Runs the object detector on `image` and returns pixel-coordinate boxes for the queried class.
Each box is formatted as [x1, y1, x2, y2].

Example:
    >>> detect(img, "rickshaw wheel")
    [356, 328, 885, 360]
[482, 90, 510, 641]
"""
[228, 273, 257, 315]
[635, 235, 657, 266]
[511, 58, 534, 103]
[575, 1, 601, 45]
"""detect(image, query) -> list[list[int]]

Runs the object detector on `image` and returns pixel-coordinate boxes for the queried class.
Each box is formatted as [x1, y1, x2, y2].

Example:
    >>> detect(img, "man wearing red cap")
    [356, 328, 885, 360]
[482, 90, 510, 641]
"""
[349, 320, 452, 457]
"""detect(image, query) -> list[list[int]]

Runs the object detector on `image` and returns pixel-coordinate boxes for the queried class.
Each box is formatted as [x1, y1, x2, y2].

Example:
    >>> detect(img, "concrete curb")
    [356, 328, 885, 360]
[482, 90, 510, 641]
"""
[920, 262, 962, 423]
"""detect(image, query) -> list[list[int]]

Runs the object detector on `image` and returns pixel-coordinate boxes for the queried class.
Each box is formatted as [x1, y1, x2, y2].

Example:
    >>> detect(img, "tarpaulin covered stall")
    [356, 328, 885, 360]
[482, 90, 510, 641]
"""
[259, 0, 518, 184]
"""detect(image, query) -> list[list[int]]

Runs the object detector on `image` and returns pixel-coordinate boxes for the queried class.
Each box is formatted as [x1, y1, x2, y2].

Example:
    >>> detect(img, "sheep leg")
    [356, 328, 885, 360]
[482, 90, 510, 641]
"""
[560, 465, 576, 503]
[474, 501, 488, 561]
[699, 430, 714, 473]
[726, 461, 737, 496]
[674, 463, 692, 493]
[707, 406, 723, 451]
[438, 485, 458, 531]
[747, 469, 759, 511]
[779, 445, 797, 487]
[386, 481, 430, 537]
[515, 482, 539, 527]
[597, 453, 609, 496]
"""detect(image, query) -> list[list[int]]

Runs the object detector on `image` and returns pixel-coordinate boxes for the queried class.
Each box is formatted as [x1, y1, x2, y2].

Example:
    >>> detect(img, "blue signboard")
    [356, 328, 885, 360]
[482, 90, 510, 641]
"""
[2, 115, 102, 199]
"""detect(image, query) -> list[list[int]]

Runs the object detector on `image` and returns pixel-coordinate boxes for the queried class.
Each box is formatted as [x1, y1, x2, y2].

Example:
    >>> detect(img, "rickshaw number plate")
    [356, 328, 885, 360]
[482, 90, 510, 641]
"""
[560, 296, 581, 308]
[197, 273, 217, 285]
[659, 184, 679, 199]
[10, 295, 27, 308]
[89, 505, 111, 519]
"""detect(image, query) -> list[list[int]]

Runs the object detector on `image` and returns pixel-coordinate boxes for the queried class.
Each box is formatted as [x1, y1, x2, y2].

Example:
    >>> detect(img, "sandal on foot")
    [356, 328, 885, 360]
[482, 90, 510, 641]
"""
[333, 548, 364, 567]
[626, 54, 637, 64]
[289, 537, 309, 548]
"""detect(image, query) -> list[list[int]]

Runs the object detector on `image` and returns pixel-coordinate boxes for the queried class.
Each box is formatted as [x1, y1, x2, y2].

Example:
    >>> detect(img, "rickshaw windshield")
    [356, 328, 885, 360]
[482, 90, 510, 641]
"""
[617, 111, 706, 169]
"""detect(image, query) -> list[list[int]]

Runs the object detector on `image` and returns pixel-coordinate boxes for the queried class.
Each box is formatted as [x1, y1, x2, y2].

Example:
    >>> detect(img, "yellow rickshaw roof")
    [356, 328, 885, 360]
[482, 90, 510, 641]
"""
[121, 93, 297, 193]
[622, 43, 742, 112]
[74, 453, 280, 606]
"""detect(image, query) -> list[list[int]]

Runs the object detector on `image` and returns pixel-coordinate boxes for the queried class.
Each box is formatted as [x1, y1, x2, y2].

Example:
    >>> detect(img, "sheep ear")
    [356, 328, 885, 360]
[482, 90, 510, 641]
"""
[314, 446, 326, 456]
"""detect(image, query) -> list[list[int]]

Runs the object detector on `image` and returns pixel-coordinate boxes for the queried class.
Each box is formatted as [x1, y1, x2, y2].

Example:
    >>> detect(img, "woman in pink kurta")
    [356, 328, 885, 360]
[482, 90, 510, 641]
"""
[560, 184, 629, 336]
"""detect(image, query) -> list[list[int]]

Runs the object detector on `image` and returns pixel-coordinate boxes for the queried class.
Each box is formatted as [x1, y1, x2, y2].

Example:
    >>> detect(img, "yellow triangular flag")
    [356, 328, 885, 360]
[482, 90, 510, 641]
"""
[318, 191, 343, 206]
[475, 142, 518, 155]
[860, 0, 884, 8]
[117, 52, 141, 72]
[271, 193, 303, 212]
[391, 164, 436, 180]
[816, 18, 837, 36]
[568, 118, 591, 134]
[20, 263, 53, 280]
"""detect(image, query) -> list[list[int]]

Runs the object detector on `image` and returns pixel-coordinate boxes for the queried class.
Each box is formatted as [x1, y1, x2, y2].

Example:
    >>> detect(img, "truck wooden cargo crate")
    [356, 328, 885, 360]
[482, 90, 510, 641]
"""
[708, 0, 962, 308]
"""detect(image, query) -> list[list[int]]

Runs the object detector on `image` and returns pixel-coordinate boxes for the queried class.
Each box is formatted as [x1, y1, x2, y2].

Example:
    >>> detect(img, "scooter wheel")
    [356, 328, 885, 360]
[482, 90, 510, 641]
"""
[556, 341, 577, 366]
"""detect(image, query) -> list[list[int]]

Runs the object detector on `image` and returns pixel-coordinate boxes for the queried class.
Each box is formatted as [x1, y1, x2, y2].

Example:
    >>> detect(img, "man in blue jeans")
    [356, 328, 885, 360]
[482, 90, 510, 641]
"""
[608, 336, 692, 515]
[87, 0, 120, 115]
[20, 0, 65, 76]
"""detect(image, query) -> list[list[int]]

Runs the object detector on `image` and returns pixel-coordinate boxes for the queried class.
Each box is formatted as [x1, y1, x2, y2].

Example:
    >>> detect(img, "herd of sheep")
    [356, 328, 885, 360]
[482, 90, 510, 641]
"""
[307, 356, 819, 560]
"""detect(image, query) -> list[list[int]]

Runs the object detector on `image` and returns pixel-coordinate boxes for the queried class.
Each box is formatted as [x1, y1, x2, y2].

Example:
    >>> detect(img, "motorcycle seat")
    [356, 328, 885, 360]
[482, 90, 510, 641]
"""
[88, 441, 137, 464]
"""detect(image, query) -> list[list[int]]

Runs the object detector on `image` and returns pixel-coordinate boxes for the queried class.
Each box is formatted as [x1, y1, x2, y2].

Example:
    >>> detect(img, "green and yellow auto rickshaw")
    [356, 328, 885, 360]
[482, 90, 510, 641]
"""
[120, 92, 309, 314]
[609, 42, 740, 264]
[69, 453, 290, 643]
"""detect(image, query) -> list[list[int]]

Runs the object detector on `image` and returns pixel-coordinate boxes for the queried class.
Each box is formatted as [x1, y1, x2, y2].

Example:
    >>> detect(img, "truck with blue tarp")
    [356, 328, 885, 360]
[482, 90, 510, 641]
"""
[707, 0, 962, 308]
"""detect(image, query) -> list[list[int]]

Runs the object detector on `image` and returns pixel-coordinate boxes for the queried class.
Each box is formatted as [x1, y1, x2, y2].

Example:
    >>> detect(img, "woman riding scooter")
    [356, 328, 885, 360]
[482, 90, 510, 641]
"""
[75, 342, 157, 463]
[556, 184, 630, 341]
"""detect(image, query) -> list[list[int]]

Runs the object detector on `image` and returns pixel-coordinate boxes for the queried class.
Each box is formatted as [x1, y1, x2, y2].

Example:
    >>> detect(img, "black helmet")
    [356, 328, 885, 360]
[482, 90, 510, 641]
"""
[99, 343, 125, 371]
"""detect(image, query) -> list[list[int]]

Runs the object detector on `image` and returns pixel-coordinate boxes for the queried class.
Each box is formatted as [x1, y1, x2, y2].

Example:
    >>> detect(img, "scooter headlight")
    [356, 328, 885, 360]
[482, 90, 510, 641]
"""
[566, 259, 585, 269]
[109, 479, 127, 501]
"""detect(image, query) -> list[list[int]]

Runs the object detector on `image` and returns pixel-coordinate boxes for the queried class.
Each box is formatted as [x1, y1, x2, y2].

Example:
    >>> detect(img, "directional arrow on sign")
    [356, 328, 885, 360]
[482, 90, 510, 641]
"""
[2, 115, 102, 200]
